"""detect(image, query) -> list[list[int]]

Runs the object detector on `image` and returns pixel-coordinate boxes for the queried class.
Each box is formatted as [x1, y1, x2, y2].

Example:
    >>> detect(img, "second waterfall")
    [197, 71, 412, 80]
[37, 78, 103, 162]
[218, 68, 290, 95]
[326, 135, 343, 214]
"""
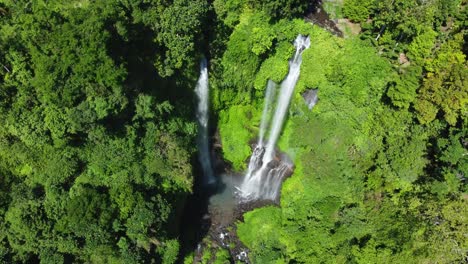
[195, 58, 216, 185]
[240, 34, 311, 201]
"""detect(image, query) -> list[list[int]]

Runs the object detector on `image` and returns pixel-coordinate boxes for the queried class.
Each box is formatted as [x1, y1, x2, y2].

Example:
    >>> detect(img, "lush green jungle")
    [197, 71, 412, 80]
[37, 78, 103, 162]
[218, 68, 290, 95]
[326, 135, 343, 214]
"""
[0, 0, 467, 263]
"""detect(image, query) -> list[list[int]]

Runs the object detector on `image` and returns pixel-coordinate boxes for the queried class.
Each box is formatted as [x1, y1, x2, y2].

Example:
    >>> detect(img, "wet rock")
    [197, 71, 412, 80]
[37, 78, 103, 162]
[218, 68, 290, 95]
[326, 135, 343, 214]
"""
[302, 89, 319, 110]
[306, 5, 343, 37]
[398, 53, 410, 67]
[236, 249, 250, 263]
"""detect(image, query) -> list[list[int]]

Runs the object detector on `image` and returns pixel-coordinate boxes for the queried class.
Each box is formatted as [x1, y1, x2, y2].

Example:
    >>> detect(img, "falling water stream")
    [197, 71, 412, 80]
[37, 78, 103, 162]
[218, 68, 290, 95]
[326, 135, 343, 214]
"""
[258, 80, 277, 146]
[240, 34, 310, 201]
[195, 58, 216, 185]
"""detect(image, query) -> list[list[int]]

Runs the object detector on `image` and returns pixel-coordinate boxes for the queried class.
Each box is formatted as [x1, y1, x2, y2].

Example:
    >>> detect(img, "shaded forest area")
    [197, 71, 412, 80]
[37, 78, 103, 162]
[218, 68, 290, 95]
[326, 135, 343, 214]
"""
[0, 0, 467, 263]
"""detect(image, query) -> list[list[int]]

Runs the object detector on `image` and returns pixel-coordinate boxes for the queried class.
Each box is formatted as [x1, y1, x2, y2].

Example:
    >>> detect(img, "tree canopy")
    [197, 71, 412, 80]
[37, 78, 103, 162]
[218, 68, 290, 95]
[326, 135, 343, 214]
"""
[0, 0, 467, 263]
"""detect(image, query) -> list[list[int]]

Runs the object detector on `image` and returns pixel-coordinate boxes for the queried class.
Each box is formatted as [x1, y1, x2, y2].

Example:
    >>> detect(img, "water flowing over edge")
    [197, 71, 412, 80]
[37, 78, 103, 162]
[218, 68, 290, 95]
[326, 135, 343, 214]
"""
[258, 80, 277, 146]
[239, 34, 311, 201]
[195, 58, 216, 185]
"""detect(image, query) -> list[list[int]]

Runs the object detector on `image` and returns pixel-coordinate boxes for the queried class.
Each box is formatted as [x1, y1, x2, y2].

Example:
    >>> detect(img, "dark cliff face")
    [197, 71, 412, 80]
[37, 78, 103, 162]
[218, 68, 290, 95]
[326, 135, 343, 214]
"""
[306, 1, 343, 37]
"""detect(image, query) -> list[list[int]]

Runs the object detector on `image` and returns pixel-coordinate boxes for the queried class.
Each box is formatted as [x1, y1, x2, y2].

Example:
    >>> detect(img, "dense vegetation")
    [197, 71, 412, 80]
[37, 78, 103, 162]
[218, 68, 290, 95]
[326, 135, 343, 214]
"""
[0, 0, 467, 263]
[213, 0, 467, 262]
[0, 1, 207, 262]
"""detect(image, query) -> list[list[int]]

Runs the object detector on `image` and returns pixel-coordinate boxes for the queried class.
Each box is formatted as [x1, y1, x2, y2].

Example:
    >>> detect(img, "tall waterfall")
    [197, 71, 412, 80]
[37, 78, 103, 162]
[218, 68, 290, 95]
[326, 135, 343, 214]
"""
[240, 35, 310, 200]
[195, 58, 215, 185]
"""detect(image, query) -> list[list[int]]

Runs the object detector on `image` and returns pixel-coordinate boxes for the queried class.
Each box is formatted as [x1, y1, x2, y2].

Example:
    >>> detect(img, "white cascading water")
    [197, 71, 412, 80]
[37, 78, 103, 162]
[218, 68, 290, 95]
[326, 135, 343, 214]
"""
[240, 35, 310, 201]
[258, 80, 277, 146]
[195, 58, 215, 185]
[244, 80, 276, 179]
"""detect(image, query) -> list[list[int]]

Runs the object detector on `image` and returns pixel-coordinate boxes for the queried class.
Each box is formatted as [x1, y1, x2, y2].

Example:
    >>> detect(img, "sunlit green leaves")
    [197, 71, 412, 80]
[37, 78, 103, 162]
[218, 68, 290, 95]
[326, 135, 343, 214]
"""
[343, 0, 373, 22]
[0, 1, 199, 262]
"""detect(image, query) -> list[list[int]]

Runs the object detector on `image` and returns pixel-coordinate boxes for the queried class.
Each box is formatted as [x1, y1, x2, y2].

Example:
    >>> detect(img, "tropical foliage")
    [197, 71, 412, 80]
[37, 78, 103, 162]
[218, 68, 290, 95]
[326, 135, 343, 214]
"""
[0, 0, 466, 263]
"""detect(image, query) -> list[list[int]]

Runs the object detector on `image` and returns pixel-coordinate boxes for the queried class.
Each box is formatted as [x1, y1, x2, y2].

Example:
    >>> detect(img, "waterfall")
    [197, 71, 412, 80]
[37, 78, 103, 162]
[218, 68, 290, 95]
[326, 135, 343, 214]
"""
[258, 80, 277, 146]
[262, 35, 310, 164]
[195, 58, 215, 185]
[244, 80, 276, 179]
[240, 35, 310, 201]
